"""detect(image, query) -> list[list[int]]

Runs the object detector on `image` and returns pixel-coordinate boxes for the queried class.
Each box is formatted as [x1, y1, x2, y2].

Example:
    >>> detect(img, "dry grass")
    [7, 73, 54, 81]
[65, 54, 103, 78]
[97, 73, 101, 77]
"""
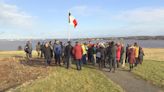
[131, 48, 164, 88]
[0, 58, 49, 92]
[0, 51, 124, 92]
[0, 51, 38, 58]
[143, 48, 164, 61]
[14, 66, 124, 92]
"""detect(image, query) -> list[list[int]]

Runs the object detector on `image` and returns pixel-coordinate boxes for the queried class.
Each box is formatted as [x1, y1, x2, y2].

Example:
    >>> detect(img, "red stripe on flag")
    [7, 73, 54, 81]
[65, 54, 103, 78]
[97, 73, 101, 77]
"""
[73, 19, 77, 28]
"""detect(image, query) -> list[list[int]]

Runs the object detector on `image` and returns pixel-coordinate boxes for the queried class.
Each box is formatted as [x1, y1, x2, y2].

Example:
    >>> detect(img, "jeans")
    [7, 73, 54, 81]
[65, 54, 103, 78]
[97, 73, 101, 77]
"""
[76, 59, 82, 70]
[65, 56, 71, 69]
[45, 58, 51, 66]
[82, 54, 87, 64]
[55, 54, 61, 65]
[97, 57, 102, 69]
[26, 52, 32, 59]
[135, 57, 139, 66]
[109, 57, 116, 71]
[93, 54, 96, 65]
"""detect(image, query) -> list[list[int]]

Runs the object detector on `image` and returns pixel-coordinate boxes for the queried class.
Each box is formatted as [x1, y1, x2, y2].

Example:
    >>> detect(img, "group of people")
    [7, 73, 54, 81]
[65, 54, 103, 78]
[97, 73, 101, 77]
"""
[24, 40, 144, 72]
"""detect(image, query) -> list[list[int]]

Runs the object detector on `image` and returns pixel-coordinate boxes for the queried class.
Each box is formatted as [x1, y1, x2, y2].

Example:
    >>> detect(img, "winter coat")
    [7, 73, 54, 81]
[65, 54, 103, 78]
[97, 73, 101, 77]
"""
[139, 47, 144, 61]
[24, 43, 32, 53]
[134, 46, 139, 58]
[116, 45, 121, 61]
[96, 47, 105, 58]
[44, 46, 52, 59]
[88, 47, 94, 55]
[54, 44, 62, 56]
[73, 44, 83, 60]
[64, 44, 73, 57]
[128, 47, 136, 64]
[110, 45, 116, 58]
[81, 44, 87, 55]
[120, 46, 125, 60]
[36, 44, 41, 51]
[96, 48, 101, 58]
[92, 47, 97, 54]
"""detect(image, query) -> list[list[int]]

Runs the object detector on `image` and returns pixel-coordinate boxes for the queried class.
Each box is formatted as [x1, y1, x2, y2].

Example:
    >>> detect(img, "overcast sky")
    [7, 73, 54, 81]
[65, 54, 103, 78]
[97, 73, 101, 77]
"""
[0, 0, 164, 39]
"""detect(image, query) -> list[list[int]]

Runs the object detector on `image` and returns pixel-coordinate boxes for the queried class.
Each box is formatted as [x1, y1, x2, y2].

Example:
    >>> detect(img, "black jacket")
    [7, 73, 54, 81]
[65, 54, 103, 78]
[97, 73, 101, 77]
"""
[64, 44, 73, 57]
[44, 46, 52, 59]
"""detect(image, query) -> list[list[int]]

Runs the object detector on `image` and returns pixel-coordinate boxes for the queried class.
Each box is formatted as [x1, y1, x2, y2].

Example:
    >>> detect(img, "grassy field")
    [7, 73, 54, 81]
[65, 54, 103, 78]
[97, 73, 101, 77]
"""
[131, 48, 164, 88]
[0, 48, 163, 91]
[0, 51, 124, 92]
[14, 66, 123, 92]
[0, 51, 37, 58]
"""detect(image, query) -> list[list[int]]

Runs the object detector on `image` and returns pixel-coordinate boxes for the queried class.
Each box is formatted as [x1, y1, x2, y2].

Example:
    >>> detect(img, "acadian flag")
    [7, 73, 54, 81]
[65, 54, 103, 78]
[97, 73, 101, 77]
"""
[69, 12, 77, 28]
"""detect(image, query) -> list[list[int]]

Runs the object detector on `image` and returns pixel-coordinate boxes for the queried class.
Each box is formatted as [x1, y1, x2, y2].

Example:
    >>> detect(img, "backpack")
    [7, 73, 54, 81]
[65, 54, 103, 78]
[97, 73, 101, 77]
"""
[24, 45, 29, 53]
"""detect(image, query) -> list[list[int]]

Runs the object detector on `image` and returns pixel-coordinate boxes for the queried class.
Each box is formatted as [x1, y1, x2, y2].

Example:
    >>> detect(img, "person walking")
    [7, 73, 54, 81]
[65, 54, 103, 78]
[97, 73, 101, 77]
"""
[53, 40, 57, 61]
[49, 41, 54, 58]
[96, 43, 105, 69]
[120, 44, 125, 67]
[81, 43, 88, 65]
[116, 43, 121, 68]
[44, 42, 52, 66]
[139, 47, 144, 64]
[92, 44, 97, 65]
[64, 41, 73, 69]
[134, 42, 140, 66]
[36, 42, 41, 58]
[107, 41, 116, 73]
[125, 44, 129, 63]
[40, 42, 45, 58]
[60, 42, 65, 64]
[73, 42, 83, 70]
[96, 45, 101, 69]
[24, 41, 32, 60]
[128, 45, 136, 71]
[54, 41, 62, 66]
[87, 44, 94, 64]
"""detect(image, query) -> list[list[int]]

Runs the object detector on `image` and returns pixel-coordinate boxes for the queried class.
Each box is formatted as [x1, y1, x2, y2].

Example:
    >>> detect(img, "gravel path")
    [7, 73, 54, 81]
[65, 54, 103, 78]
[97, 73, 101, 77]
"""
[103, 68, 164, 92]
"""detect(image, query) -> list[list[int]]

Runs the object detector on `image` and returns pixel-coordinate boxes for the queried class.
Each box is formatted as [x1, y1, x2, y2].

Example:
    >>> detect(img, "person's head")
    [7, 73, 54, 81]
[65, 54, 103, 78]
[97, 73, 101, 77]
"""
[111, 41, 114, 46]
[54, 40, 57, 44]
[68, 41, 71, 45]
[134, 42, 138, 46]
[100, 43, 105, 48]
[49, 41, 52, 44]
[38, 42, 40, 45]
[60, 41, 63, 45]
[121, 43, 124, 47]
[76, 41, 79, 45]
[93, 44, 96, 47]
[45, 42, 49, 47]
[56, 41, 60, 45]
[116, 42, 120, 46]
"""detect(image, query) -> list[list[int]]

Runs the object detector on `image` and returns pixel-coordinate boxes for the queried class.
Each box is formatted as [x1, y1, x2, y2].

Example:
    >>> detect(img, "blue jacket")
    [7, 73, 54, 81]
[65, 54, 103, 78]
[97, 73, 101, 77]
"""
[54, 44, 62, 55]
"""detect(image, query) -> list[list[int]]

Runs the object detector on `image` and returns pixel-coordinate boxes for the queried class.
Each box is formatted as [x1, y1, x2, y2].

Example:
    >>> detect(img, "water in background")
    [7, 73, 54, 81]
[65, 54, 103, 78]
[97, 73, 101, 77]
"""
[0, 39, 164, 51]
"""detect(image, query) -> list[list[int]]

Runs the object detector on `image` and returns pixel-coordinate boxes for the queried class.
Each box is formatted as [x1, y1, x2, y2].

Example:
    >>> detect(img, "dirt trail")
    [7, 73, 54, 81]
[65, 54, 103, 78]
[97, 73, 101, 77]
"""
[103, 68, 164, 92]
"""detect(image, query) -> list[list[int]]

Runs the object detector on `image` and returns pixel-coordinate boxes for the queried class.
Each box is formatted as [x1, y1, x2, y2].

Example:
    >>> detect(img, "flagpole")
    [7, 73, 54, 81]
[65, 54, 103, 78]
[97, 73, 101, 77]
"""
[68, 25, 71, 41]
[68, 12, 70, 41]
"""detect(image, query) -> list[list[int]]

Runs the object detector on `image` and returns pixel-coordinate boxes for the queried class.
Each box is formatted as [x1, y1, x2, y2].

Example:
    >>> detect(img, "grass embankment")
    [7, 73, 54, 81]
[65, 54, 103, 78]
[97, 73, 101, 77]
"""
[0, 51, 124, 92]
[15, 66, 123, 92]
[130, 48, 164, 88]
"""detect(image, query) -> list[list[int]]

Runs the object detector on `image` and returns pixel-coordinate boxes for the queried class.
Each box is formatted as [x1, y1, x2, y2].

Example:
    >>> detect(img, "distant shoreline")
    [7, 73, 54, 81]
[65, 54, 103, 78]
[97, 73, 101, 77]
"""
[0, 36, 164, 41]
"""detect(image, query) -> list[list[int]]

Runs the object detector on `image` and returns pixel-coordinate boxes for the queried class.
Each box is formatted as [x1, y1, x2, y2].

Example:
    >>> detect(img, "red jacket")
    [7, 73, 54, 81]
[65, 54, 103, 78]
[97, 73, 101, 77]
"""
[116, 45, 121, 61]
[128, 47, 136, 64]
[73, 44, 83, 60]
